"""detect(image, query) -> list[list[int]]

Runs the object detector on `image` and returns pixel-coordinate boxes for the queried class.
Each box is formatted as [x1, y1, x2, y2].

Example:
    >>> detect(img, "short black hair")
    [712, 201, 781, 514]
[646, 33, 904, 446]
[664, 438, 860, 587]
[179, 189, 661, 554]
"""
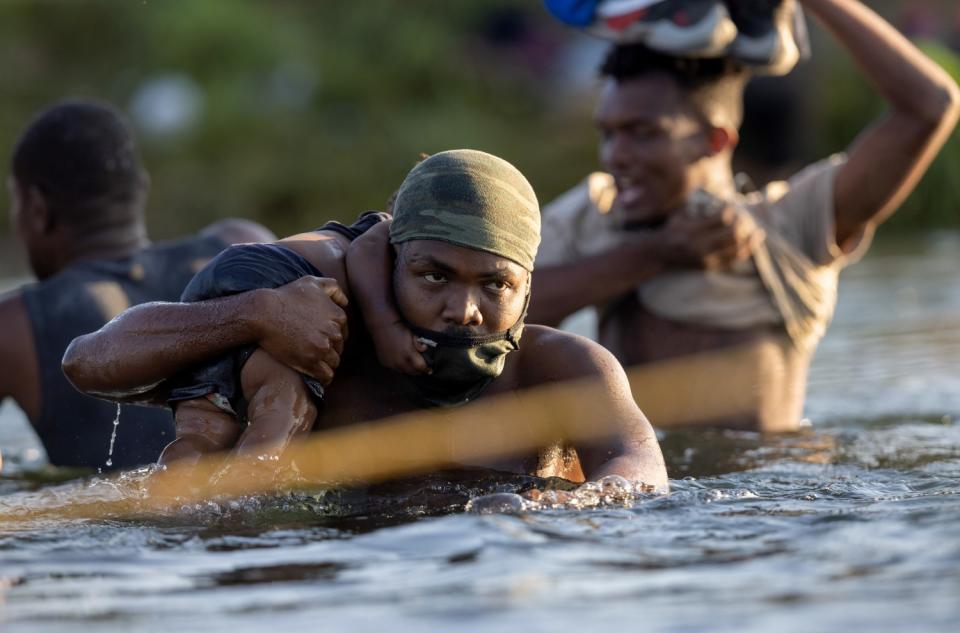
[11, 100, 148, 231]
[600, 44, 749, 129]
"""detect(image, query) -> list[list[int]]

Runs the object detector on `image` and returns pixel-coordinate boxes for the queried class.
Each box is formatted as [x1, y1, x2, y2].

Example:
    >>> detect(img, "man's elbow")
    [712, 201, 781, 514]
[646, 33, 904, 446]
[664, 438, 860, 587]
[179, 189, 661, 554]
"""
[915, 77, 960, 130]
[61, 335, 96, 392]
[585, 450, 668, 491]
[943, 78, 960, 129]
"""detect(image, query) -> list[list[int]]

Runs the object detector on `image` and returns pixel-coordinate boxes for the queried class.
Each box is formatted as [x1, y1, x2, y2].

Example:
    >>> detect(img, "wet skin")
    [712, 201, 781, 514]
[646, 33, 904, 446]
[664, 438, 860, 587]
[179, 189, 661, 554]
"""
[594, 75, 799, 429]
[317, 240, 666, 486]
[1, 170, 274, 465]
[63, 236, 668, 488]
[533, 0, 960, 430]
[160, 348, 318, 476]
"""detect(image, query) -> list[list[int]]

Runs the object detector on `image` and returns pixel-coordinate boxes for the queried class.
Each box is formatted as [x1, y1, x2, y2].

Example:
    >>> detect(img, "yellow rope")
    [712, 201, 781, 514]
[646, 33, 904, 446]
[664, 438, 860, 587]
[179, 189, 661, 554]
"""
[0, 342, 774, 525]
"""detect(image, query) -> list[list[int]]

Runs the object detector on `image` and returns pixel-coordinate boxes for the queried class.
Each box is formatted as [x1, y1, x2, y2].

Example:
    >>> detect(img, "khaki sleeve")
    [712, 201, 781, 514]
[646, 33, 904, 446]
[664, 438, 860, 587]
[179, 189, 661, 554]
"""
[535, 179, 592, 268]
[768, 154, 873, 267]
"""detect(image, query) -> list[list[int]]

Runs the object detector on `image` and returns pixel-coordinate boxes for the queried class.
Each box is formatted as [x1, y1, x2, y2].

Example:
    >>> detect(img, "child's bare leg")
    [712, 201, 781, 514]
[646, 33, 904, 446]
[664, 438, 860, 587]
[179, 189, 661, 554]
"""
[236, 348, 318, 456]
[213, 349, 318, 487]
[159, 397, 241, 469]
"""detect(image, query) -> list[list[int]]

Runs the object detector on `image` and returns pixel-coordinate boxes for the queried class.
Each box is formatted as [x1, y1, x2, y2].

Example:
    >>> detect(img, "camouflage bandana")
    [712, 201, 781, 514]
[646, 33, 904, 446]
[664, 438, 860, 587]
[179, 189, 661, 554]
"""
[389, 149, 541, 271]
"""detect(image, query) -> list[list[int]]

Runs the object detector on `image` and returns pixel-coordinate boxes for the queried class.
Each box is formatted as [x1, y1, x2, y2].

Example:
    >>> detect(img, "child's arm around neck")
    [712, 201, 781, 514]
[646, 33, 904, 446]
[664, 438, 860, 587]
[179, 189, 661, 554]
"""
[346, 220, 429, 375]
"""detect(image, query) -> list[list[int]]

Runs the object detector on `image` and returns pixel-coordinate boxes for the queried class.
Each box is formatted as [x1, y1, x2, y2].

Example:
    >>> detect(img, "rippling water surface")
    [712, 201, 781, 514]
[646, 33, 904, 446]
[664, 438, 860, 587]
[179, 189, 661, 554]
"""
[2, 235, 959, 632]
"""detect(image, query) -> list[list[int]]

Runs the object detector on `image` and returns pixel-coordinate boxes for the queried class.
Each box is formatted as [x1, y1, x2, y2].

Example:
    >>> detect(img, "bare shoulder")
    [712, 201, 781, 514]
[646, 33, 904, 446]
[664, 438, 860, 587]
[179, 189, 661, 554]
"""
[0, 289, 40, 416]
[517, 324, 624, 385]
[200, 219, 276, 245]
[0, 290, 32, 354]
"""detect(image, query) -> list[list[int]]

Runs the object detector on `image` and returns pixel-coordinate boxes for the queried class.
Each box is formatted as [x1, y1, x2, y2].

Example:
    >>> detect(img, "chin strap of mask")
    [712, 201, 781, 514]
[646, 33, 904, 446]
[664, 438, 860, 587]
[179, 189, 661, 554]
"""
[403, 288, 530, 408]
[408, 318, 522, 351]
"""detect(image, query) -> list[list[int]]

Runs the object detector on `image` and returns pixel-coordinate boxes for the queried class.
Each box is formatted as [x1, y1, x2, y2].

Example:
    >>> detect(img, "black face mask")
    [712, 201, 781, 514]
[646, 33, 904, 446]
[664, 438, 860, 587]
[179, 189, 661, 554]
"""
[405, 295, 528, 408]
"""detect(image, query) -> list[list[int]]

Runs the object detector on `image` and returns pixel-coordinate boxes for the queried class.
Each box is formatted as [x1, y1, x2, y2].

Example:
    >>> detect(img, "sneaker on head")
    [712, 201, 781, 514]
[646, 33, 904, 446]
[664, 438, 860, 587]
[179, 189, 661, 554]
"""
[586, 0, 737, 58]
[725, 0, 806, 75]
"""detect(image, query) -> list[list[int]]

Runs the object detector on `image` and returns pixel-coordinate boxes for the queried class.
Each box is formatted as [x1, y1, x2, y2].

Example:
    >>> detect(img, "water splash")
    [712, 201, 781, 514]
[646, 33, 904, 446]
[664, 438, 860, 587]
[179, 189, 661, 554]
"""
[105, 403, 121, 468]
[466, 475, 661, 513]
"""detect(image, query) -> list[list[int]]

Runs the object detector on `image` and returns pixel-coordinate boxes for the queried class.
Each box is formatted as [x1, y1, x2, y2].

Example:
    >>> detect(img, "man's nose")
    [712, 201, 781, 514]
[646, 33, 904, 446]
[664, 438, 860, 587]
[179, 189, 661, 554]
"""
[601, 132, 633, 171]
[442, 287, 483, 328]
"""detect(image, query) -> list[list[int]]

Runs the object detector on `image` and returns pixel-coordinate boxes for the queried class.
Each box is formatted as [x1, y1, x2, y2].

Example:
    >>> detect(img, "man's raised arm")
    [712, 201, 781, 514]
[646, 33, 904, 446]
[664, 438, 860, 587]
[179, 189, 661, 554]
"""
[802, 0, 960, 247]
[62, 277, 348, 403]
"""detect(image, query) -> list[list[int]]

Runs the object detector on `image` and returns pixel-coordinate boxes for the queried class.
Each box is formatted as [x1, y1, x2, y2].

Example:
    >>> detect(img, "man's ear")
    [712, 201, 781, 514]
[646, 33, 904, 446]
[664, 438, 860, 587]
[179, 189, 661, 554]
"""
[706, 125, 739, 156]
[24, 186, 55, 234]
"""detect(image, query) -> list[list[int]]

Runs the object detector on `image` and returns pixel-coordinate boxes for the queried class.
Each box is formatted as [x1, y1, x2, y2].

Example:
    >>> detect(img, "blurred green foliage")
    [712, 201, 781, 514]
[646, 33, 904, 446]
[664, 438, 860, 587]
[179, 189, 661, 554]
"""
[0, 0, 598, 241]
[1, 0, 958, 255]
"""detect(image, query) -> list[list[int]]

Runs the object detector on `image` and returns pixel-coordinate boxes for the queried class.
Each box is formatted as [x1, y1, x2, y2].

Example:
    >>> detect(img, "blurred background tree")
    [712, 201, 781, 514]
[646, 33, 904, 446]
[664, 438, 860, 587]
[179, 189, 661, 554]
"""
[0, 0, 958, 276]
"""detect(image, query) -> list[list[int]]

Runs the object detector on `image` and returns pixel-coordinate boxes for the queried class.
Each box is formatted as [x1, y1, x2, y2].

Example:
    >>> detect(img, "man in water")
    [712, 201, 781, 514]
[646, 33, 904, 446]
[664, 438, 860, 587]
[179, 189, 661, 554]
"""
[529, 0, 960, 430]
[0, 100, 273, 470]
[63, 150, 668, 489]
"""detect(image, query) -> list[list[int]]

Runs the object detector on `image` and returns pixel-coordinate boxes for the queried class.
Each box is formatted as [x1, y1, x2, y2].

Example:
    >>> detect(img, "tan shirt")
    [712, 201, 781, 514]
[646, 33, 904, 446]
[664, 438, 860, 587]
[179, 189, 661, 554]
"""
[536, 155, 872, 351]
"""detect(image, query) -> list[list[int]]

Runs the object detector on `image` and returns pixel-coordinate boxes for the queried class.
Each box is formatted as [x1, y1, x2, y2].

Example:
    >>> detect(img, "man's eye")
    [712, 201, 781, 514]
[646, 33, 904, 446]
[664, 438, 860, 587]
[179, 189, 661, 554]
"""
[485, 280, 509, 292]
[423, 273, 446, 283]
[631, 126, 662, 142]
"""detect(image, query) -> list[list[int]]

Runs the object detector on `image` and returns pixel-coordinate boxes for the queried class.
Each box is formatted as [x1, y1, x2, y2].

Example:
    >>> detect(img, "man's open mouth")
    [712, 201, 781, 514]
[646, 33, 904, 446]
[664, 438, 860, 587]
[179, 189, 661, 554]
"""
[614, 176, 649, 207]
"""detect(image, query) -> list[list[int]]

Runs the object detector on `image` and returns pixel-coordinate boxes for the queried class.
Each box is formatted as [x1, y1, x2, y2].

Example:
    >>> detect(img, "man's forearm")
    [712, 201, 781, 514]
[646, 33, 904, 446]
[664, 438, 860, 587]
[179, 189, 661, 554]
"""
[590, 452, 668, 491]
[529, 235, 665, 326]
[63, 292, 264, 398]
[584, 425, 668, 489]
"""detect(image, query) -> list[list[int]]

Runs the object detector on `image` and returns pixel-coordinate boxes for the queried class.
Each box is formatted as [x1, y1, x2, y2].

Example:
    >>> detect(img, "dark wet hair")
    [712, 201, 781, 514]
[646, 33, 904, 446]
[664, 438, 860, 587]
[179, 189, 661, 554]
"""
[11, 100, 148, 232]
[600, 44, 749, 129]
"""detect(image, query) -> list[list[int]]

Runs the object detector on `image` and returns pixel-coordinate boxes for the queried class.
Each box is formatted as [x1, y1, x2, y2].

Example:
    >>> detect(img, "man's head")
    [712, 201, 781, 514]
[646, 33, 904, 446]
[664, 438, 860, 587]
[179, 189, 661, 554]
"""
[596, 44, 748, 222]
[9, 100, 149, 279]
[389, 149, 540, 337]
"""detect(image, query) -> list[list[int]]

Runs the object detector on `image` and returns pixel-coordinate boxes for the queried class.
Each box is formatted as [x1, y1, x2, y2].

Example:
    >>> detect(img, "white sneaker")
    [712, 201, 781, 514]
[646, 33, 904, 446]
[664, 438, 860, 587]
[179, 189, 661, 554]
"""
[587, 0, 738, 58]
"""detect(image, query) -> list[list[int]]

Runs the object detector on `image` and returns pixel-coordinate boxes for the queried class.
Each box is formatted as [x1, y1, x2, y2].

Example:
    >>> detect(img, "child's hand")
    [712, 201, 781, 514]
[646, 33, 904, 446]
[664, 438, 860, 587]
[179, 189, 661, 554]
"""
[371, 321, 430, 375]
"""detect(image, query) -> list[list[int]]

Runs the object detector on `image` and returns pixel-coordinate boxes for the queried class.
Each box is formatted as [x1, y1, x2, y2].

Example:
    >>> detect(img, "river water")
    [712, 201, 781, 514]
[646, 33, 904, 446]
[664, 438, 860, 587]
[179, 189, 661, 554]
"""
[1, 234, 959, 632]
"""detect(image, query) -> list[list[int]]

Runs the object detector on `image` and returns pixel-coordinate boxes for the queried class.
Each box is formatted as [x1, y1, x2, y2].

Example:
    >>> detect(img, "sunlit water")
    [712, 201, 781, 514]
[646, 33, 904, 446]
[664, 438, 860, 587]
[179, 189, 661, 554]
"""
[2, 235, 959, 632]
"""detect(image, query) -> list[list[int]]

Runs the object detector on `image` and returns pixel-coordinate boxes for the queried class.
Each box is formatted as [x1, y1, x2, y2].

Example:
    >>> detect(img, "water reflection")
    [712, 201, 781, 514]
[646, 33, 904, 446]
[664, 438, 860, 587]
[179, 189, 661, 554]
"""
[202, 561, 348, 587]
[659, 428, 838, 478]
[1, 237, 960, 631]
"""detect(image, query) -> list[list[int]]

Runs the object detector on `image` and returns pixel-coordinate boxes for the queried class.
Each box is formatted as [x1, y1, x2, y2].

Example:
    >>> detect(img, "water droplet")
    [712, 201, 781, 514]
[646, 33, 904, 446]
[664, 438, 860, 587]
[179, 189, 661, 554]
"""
[465, 492, 526, 514]
[105, 403, 121, 470]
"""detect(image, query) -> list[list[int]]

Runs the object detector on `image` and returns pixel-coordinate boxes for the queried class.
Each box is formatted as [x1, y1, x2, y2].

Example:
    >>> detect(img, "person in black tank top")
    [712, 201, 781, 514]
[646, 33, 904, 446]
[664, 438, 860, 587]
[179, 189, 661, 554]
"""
[18, 234, 231, 469]
[0, 100, 273, 471]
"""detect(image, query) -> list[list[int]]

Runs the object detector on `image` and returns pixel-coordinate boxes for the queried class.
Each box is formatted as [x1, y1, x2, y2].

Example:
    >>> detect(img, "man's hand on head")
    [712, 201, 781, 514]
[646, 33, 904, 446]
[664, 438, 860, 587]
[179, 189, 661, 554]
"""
[656, 204, 764, 271]
[249, 276, 349, 386]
